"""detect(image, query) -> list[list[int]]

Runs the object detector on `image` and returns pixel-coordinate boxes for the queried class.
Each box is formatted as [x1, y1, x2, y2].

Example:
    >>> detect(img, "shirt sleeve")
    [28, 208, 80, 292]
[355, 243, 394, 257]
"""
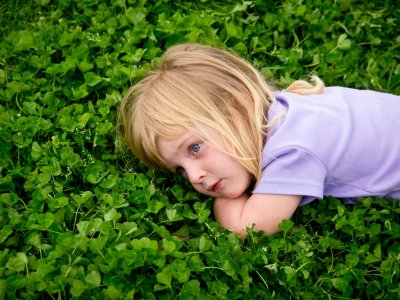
[253, 147, 327, 205]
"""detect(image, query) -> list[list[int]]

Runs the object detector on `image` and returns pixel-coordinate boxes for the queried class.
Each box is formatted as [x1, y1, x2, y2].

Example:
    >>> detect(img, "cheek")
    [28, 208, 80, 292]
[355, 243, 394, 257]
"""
[234, 163, 253, 189]
[232, 159, 248, 176]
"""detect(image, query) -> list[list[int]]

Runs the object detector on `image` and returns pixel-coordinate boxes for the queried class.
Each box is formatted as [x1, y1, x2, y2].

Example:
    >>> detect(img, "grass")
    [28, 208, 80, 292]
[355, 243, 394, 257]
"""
[0, 0, 399, 298]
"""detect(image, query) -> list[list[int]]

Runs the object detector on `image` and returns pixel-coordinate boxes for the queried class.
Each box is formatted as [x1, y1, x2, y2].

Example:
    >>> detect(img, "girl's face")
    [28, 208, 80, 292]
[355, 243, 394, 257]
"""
[157, 125, 252, 199]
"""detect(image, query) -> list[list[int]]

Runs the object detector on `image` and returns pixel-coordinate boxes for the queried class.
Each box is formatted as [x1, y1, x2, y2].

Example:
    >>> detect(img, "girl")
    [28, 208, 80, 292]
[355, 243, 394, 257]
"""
[118, 44, 400, 238]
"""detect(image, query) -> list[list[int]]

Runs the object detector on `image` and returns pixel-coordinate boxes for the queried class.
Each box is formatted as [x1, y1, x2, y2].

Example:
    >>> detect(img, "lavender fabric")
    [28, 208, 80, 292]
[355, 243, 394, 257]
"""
[253, 87, 400, 205]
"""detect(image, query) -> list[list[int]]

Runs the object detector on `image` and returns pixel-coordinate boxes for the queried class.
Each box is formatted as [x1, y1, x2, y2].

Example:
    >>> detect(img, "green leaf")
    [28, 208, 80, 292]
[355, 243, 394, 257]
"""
[46, 56, 75, 75]
[162, 239, 176, 254]
[331, 277, 349, 292]
[37, 212, 55, 229]
[180, 280, 201, 297]
[37, 172, 51, 185]
[41, 157, 61, 176]
[0, 69, 6, 84]
[85, 270, 101, 288]
[279, 219, 294, 232]
[6, 274, 28, 290]
[146, 201, 164, 213]
[171, 184, 184, 201]
[345, 254, 359, 268]
[198, 235, 212, 252]
[135, 173, 149, 187]
[295, 5, 307, 16]
[71, 279, 88, 297]
[221, 258, 237, 278]
[284, 266, 296, 280]
[95, 121, 113, 135]
[337, 34, 351, 50]
[174, 225, 190, 238]
[89, 236, 108, 252]
[35, 0, 51, 6]
[0, 175, 14, 192]
[14, 31, 35, 51]
[78, 60, 94, 72]
[72, 191, 93, 206]
[125, 7, 147, 25]
[23, 101, 39, 115]
[156, 267, 172, 287]
[171, 259, 190, 283]
[31, 142, 43, 160]
[6, 253, 27, 273]
[120, 222, 138, 235]
[77, 221, 90, 236]
[193, 202, 210, 223]
[0, 225, 13, 243]
[84, 72, 103, 86]
[72, 84, 89, 99]
[104, 208, 121, 222]
[166, 208, 178, 221]
[226, 22, 241, 39]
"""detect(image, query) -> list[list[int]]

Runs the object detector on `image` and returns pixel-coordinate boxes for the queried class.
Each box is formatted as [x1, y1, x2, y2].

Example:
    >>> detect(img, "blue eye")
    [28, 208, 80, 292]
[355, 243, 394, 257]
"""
[191, 143, 202, 154]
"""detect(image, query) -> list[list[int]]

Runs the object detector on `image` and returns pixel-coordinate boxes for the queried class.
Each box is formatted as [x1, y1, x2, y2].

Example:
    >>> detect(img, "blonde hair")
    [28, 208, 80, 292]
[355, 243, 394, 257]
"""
[118, 44, 324, 181]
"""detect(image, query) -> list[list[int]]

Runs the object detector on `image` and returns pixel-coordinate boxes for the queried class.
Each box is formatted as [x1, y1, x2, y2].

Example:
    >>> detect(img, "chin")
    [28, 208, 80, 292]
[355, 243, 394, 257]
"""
[224, 189, 245, 199]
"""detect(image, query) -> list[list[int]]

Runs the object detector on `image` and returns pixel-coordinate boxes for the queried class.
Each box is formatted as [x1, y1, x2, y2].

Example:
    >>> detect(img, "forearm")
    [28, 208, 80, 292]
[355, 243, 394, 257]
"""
[213, 194, 301, 238]
[213, 195, 249, 237]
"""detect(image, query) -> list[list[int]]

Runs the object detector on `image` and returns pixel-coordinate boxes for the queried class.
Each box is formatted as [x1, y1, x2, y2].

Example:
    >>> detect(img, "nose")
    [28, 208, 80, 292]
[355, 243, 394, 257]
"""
[185, 165, 205, 185]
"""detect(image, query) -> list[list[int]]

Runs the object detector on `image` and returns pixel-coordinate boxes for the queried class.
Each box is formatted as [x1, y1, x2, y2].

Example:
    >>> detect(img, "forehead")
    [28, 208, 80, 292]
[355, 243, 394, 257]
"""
[156, 124, 223, 158]
[157, 128, 193, 151]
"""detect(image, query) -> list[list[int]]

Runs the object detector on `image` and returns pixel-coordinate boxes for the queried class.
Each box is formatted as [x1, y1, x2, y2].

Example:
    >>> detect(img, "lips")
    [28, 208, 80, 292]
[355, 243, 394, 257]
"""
[209, 180, 222, 192]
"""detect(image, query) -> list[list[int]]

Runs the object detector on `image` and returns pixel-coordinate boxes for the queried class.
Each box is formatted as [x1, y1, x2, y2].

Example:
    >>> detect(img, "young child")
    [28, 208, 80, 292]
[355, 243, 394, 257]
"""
[118, 43, 400, 238]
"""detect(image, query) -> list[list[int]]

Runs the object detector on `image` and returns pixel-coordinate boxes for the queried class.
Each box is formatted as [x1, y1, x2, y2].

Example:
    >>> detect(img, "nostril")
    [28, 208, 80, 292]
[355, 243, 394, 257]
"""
[188, 171, 205, 184]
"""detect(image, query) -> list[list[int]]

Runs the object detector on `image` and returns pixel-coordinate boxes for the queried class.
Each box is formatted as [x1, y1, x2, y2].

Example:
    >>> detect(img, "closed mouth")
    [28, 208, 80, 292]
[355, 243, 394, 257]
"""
[209, 180, 222, 192]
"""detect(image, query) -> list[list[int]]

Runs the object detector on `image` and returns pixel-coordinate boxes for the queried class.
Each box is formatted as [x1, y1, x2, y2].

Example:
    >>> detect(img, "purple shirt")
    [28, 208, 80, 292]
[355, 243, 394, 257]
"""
[253, 87, 400, 205]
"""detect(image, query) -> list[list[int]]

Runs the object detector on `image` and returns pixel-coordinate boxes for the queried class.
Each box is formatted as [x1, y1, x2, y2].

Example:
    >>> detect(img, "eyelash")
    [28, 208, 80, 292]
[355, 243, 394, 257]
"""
[175, 143, 202, 174]
[190, 143, 202, 155]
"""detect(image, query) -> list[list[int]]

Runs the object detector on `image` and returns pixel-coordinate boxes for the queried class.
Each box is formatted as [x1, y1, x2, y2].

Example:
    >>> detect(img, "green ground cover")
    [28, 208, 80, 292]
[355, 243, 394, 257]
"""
[1, 0, 399, 298]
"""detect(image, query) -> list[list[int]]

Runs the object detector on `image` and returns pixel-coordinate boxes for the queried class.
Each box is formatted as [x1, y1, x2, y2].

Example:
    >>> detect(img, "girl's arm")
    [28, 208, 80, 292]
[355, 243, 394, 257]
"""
[213, 194, 301, 238]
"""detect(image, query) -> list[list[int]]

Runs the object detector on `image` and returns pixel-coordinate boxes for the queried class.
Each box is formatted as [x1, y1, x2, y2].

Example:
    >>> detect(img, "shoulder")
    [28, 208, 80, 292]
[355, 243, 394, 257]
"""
[255, 146, 326, 201]
[275, 86, 399, 100]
